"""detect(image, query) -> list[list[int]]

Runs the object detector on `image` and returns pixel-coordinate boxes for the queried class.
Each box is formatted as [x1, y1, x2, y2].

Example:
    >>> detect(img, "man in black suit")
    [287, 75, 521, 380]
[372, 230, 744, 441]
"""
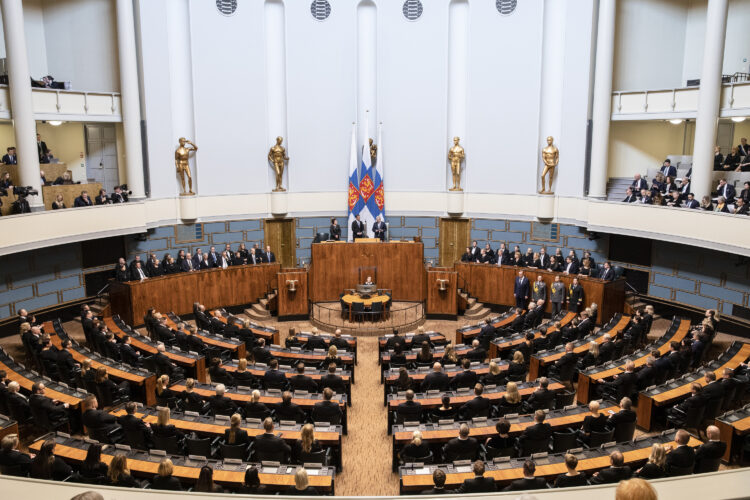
[720, 367, 740, 400]
[599, 261, 615, 281]
[717, 178, 736, 204]
[130, 261, 148, 281]
[262, 245, 276, 263]
[460, 383, 491, 419]
[411, 327, 431, 347]
[74, 190, 93, 207]
[255, 418, 291, 461]
[509, 308, 525, 332]
[631, 173, 648, 192]
[289, 362, 318, 392]
[623, 187, 638, 203]
[37, 133, 50, 162]
[6, 381, 30, 421]
[466, 339, 487, 362]
[117, 401, 152, 444]
[636, 356, 658, 390]
[319, 362, 346, 394]
[110, 185, 128, 203]
[422, 469, 449, 495]
[456, 460, 497, 493]
[154, 317, 175, 345]
[443, 423, 479, 462]
[693, 425, 726, 472]
[590, 451, 632, 484]
[208, 384, 238, 416]
[275, 391, 304, 422]
[305, 328, 327, 350]
[607, 396, 637, 430]
[514, 270, 530, 310]
[94, 189, 110, 205]
[549, 342, 577, 383]
[522, 302, 540, 330]
[2, 147, 17, 165]
[600, 360, 637, 400]
[666, 383, 705, 426]
[421, 362, 450, 392]
[476, 321, 496, 349]
[524, 378, 556, 412]
[351, 214, 365, 240]
[503, 460, 548, 491]
[659, 159, 677, 178]
[263, 358, 287, 390]
[665, 429, 696, 473]
[253, 338, 273, 365]
[194, 303, 211, 331]
[372, 216, 386, 241]
[385, 329, 406, 352]
[181, 252, 195, 272]
[312, 388, 342, 423]
[0, 433, 31, 476]
[396, 390, 422, 423]
[56, 339, 80, 381]
[598, 334, 615, 362]
[22, 324, 42, 354]
[517, 410, 552, 452]
[563, 256, 579, 275]
[451, 358, 478, 389]
[205, 246, 219, 267]
[154, 343, 185, 379]
[29, 382, 69, 426]
[82, 395, 121, 435]
[701, 371, 724, 401]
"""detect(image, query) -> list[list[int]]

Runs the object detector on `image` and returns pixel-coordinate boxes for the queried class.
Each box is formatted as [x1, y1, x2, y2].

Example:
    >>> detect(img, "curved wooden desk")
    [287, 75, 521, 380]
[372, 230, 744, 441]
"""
[341, 293, 390, 322]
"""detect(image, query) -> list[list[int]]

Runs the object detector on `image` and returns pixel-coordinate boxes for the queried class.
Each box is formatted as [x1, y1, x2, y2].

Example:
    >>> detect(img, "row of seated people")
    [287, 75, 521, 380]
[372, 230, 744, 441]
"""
[460, 244, 616, 280]
[414, 426, 723, 494]
[393, 378, 565, 424]
[0, 434, 323, 495]
[115, 243, 277, 282]
[714, 141, 750, 171]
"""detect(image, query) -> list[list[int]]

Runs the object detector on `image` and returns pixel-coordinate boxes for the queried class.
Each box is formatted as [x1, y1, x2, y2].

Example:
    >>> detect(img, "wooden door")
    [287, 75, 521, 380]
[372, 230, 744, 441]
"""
[264, 218, 296, 268]
[439, 218, 471, 267]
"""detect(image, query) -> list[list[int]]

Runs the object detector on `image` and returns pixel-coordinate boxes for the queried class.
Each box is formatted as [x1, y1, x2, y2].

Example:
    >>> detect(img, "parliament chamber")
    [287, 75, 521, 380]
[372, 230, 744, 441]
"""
[2, 0, 750, 499]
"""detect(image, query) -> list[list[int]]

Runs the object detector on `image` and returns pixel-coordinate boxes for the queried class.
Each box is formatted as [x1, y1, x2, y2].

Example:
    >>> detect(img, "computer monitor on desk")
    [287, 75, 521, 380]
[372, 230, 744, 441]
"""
[357, 283, 377, 294]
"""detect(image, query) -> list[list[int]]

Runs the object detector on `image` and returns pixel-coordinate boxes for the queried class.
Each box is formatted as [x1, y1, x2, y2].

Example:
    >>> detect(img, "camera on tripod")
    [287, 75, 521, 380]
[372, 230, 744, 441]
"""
[116, 184, 132, 195]
[13, 186, 39, 197]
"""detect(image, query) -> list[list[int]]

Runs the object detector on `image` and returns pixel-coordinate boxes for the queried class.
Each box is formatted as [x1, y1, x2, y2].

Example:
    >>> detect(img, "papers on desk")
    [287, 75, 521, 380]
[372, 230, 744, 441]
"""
[415, 468, 432, 475]
[455, 466, 472, 473]
[306, 468, 321, 476]
[261, 466, 279, 474]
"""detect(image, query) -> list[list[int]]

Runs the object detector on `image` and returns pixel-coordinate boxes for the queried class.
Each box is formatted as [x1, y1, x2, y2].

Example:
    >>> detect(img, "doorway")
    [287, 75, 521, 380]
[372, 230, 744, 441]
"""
[264, 218, 297, 268]
[85, 123, 119, 192]
[439, 218, 471, 267]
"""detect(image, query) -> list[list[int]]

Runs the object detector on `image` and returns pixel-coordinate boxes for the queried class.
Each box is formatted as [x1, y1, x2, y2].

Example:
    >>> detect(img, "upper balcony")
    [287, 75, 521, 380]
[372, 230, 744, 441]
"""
[0, 85, 121, 122]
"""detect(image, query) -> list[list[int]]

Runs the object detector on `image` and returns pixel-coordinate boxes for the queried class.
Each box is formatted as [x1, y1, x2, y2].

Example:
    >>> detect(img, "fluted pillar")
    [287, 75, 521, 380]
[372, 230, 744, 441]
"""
[1, 0, 43, 209]
[116, 0, 146, 199]
[588, 0, 616, 199]
[691, 0, 728, 200]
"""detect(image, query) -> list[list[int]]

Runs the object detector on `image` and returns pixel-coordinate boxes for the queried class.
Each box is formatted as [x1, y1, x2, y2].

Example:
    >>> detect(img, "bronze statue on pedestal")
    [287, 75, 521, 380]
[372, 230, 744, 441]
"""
[268, 136, 289, 192]
[540, 136, 559, 194]
[448, 136, 465, 191]
[175, 137, 197, 195]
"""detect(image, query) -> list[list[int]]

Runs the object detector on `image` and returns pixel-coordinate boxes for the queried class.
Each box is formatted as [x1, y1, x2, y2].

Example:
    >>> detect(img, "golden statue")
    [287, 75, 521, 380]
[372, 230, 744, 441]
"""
[448, 136, 465, 191]
[268, 136, 289, 192]
[369, 138, 377, 165]
[540, 136, 559, 194]
[175, 137, 197, 195]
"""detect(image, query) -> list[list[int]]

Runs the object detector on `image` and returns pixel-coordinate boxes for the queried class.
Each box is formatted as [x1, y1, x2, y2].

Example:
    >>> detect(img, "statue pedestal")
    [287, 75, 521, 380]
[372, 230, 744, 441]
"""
[270, 191, 288, 215]
[446, 191, 464, 216]
[536, 193, 555, 220]
[179, 194, 198, 221]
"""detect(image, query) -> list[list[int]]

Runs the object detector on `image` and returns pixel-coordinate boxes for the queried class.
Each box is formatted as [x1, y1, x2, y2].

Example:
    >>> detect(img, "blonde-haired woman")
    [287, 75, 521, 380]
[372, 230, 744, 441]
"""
[579, 340, 600, 369]
[325, 345, 341, 367]
[499, 381, 523, 415]
[443, 344, 458, 365]
[233, 357, 256, 386]
[155, 374, 177, 404]
[636, 443, 666, 479]
[224, 413, 249, 446]
[616, 478, 657, 500]
[152, 406, 184, 440]
[288, 467, 317, 495]
[293, 423, 323, 463]
[507, 350, 527, 381]
[482, 361, 506, 386]
[398, 430, 430, 463]
[152, 458, 182, 491]
[107, 453, 138, 487]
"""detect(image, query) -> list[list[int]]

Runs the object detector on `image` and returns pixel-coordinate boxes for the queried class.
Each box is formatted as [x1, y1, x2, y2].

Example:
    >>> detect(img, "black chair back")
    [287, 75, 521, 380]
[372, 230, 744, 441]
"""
[153, 434, 181, 455]
[520, 437, 550, 456]
[668, 464, 694, 476]
[220, 443, 247, 460]
[187, 437, 214, 458]
[552, 430, 577, 453]
[588, 428, 615, 448]
[485, 445, 515, 460]
[299, 449, 329, 466]
[684, 404, 706, 430]
[0, 463, 28, 477]
[703, 397, 724, 421]
[125, 428, 149, 450]
[612, 420, 637, 443]
[255, 448, 287, 463]
[694, 457, 721, 473]
[554, 390, 575, 408]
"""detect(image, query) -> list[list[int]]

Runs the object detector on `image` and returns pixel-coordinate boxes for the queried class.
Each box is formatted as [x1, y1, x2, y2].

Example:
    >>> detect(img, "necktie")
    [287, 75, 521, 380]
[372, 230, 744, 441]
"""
[138, 268, 145, 279]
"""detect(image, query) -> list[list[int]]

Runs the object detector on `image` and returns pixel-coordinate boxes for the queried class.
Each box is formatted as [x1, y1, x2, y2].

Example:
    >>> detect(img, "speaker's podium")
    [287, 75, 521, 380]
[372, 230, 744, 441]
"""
[356, 283, 377, 295]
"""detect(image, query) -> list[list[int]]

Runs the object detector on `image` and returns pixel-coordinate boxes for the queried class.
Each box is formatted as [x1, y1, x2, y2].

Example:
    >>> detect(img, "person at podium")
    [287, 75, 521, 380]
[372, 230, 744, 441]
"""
[351, 214, 365, 240]
[364, 276, 373, 286]
[372, 216, 386, 241]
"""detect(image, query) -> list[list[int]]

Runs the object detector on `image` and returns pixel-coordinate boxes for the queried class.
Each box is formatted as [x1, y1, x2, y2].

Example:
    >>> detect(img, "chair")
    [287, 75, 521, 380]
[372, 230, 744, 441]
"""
[187, 437, 217, 459]
[30, 402, 68, 433]
[254, 448, 287, 463]
[586, 428, 615, 448]
[702, 397, 724, 422]
[694, 457, 721, 473]
[612, 420, 637, 443]
[518, 437, 550, 457]
[220, 443, 249, 461]
[0, 463, 28, 477]
[351, 302, 365, 323]
[554, 390, 575, 409]
[299, 448, 332, 466]
[668, 464, 694, 477]
[667, 405, 705, 432]
[89, 426, 123, 444]
[153, 434, 182, 455]
[722, 385, 739, 411]
[484, 445, 515, 460]
[371, 301, 384, 322]
[125, 428, 150, 450]
[552, 430, 578, 454]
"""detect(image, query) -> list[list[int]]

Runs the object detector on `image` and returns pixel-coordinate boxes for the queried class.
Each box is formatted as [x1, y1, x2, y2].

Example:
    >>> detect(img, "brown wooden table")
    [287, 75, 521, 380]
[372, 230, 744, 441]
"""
[0, 359, 84, 409]
[456, 311, 518, 345]
[0, 419, 18, 441]
[528, 314, 631, 380]
[455, 262, 626, 326]
[490, 311, 578, 361]
[208, 310, 279, 345]
[576, 317, 691, 404]
[161, 313, 246, 359]
[715, 411, 750, 463]
[636, 343, 750, 430]
[109, 263, 280, 326]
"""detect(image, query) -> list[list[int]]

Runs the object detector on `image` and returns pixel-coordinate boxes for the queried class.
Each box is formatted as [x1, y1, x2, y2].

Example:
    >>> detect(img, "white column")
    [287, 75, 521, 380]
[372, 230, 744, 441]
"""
[356, 1, 377, 143]
[537, 0, 566, 192]
[264, 0, 288, 191]
[116, 0, 145, 199]
[1, 0, 42, 209]
[447, 0, 468, 191]
[166, 0, 197, 193]
[588, 0, 616, 199]
[691, 0, 728, 200]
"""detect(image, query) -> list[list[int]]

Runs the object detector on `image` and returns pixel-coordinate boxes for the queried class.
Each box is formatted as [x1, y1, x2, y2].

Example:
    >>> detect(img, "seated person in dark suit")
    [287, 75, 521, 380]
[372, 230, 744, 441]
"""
[523, 377, 555, 412]
[590, 450, 633, 484]
[442, 423, 479, 462]
[579, 400, 609, 443]
[549, 342, 578, 383]
[665, 429, 696, 474]
[208, 358, 234, 386]
[666, 383, 705, 426]
[232, 358, 257, 387]
[30, 439, 73, 481]
[254, 418, 291, 461]
[224, 413, 250, 446]
[516, 410, 552, 452]
[208, 384, 238, 416]
[384, 329, 407, 352]
[701, 371, 724, 401]
[29, 382, 69, 426]
[180, 378, 207, 412]
[504, 460, 549, 491]
[636, 443, 667, 479]
[396, 390, 422, 423]
[119, 335, 141, 367]
[73, 190, 93, 207]
[117, 401, 153, 444]
[275, 391, 305, 423]
[244, 389, 271, 419]
[0, 433, 31, 476]
[506, 350, 528, 382]
[82, 395, 122, 436]
[451, 358, 478, 389]
[152, 407, 185, 441]
[466, 339, 487, 362]
[421, 469, 449, 495]
[481, 361, 507, 387]
[399, 429, 431, 463]
[411, 327, 432, 348]
[263, 358, 287, 390]
[600, 360, 638, 400]
[485, 418, 512, 451]
[460, 383, 491, 419]
[312, 388, 342, 423]
[319, 362, 346, 395]
[292, 423, 324, 464]
[607, 397, 637, 432]
[154, 343, 185, 380]
[509, 309, 526, 332]
[289, 362, 318, 393]
[389, 344, 408, 367]
[456, 460, 497, 493]
[693, 425, 726, 472]
[554, 453, 588, 488]
[421, 362, 450, 392]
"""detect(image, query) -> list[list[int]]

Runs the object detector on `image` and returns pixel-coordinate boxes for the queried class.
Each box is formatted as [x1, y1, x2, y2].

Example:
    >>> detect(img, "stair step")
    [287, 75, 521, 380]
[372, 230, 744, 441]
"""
[464, 307, 491, 319]
[259, 298, 268, 306]
[467, 297, 477, 306]
[245, 309, 271, 321]
[252, 303, 268, 313]
[467, 302, 483, 313]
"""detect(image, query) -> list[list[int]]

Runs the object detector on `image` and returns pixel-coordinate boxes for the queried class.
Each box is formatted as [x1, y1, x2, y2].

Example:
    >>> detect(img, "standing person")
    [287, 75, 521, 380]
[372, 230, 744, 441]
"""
[513, 270, 530, 310]
[531, 275, 547, 308]
[372, 216, 387, 241]
[550, 275, 565, 315]
[567, 278, 584, 313]
[351, 213, 365, 240]
[329, 218, 341, 241]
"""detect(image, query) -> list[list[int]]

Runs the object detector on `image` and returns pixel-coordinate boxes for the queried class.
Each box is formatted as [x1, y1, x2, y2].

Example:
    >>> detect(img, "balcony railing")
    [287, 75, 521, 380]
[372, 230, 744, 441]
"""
[0, 85, 121, 122]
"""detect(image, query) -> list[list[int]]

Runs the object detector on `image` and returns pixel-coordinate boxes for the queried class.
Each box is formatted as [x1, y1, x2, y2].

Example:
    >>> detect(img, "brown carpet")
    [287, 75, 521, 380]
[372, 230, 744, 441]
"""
[1, 313, 739, 495]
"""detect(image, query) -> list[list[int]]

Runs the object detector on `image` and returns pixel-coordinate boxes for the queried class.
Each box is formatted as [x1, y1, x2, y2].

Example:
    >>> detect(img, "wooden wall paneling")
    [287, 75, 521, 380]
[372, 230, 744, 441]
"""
[426, 267, 457, 316]
[277, 269, 309, 317]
